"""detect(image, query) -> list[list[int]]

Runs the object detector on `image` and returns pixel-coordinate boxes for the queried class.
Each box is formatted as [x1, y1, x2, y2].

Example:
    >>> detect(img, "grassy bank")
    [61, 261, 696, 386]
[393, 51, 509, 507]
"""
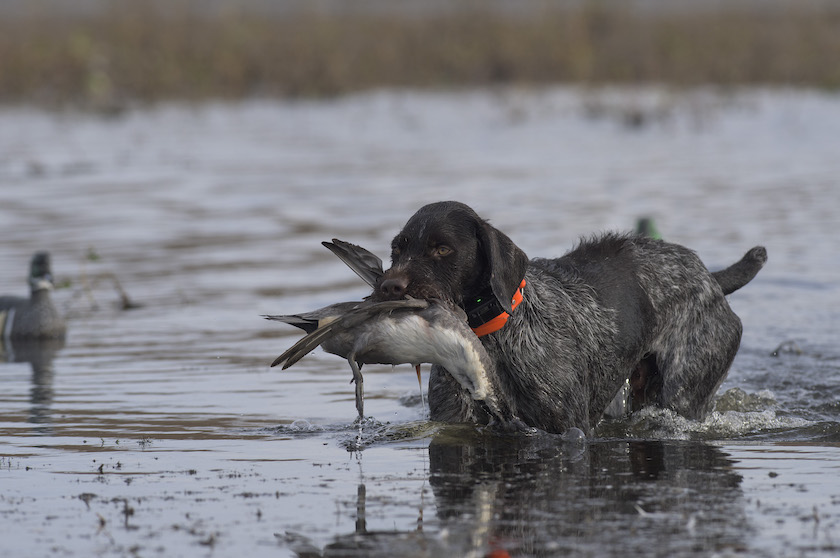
[2, 1, 839, 106]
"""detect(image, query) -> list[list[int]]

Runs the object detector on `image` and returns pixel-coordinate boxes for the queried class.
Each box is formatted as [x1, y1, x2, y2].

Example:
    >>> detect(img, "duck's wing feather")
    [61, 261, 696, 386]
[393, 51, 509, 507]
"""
[263, 301, 365, 333]
[263, 313, 319, 334]
[272, 320, 342, 368]
[322, 239, 384, 288]
[270, 298, 429, 369]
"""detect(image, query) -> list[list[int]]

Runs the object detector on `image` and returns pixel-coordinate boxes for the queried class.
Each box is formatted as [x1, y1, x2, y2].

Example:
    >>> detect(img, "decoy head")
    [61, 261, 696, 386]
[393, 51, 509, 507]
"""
[28, 252, 55, 293]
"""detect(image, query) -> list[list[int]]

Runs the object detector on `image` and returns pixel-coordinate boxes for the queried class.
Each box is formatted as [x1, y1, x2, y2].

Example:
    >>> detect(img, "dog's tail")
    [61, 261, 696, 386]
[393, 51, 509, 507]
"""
[712, 246, 767, 295]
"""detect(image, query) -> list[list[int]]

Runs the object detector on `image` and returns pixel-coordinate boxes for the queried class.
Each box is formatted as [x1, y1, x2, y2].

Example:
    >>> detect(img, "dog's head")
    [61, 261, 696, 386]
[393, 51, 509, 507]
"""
[375, 201, 528, 314]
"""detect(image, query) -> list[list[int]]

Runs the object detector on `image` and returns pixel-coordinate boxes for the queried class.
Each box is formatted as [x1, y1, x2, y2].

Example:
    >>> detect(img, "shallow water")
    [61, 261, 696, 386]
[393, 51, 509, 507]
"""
[1, 87, 839, 557]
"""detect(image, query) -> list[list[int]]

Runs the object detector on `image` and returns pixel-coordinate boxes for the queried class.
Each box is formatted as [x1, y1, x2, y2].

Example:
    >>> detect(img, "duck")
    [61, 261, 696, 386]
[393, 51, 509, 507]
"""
[265, 296, 520, 428]
[267, 238, 532, 429]
[635, 217, 662, 239]
[0, 252, 66, 339]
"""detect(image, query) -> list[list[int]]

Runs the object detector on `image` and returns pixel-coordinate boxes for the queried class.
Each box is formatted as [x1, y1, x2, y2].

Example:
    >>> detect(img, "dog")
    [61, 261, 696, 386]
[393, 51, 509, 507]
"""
[372, 201, 767, 434]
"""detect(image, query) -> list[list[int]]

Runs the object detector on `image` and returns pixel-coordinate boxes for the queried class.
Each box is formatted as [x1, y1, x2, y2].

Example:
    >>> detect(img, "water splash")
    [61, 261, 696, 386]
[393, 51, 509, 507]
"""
[340, 417, 440, 452]
[714, 387, 777, 413]
[599, 388, 813, 441]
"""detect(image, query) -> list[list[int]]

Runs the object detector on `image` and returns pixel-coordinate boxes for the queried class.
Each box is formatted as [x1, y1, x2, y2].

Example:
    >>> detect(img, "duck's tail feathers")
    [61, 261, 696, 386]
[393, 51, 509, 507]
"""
[263, 313, 319, 334]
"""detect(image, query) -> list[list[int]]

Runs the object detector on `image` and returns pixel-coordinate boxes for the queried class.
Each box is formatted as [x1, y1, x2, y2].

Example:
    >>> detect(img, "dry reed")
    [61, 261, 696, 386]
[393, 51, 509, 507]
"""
[1, 1, 838, 106]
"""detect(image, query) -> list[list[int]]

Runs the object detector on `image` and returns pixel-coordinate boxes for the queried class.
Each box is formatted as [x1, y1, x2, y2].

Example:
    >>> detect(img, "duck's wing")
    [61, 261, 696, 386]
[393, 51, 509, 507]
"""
[322, 239, 384, 289]
[263, 301, 364, 334]
[272, 319, 343, 369]
[270, 298, 429, 369]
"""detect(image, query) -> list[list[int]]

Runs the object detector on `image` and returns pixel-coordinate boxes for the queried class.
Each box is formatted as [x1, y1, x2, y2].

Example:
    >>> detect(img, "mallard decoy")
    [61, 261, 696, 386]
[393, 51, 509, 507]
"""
[1, 252, 66, 339]
[636, 217, 662, 239]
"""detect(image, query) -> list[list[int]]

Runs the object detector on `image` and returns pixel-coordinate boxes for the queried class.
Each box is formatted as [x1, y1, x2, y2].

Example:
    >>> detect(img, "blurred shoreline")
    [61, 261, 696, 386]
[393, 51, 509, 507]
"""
[1, 0, 839, 108]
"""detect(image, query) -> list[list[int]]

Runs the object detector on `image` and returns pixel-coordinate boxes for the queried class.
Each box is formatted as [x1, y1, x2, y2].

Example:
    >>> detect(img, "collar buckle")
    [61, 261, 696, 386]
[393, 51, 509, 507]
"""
[468, 279, 526, 338]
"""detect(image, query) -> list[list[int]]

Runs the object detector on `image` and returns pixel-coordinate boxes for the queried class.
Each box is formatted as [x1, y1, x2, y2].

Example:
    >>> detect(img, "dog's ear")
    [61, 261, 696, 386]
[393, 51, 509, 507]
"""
[477, 221, 529, 311]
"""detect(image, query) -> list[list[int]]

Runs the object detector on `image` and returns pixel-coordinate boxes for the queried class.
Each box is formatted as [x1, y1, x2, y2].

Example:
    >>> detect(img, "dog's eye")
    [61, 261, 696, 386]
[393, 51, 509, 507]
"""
[434, 246, 453, 257]
[391, 237, 407, 258]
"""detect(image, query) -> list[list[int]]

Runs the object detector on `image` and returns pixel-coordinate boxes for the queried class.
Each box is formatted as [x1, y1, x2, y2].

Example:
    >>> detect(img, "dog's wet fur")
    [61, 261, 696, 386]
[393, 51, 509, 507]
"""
[373, 201, 767, 434]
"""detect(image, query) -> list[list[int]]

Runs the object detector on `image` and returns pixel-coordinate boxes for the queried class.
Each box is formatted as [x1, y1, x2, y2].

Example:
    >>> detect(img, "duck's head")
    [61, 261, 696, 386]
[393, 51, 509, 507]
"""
[28, 252, 56, 293]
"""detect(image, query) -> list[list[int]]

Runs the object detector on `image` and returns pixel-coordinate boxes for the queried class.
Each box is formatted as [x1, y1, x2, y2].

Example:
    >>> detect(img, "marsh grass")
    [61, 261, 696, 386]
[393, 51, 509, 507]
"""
[2, 1, 839, 106]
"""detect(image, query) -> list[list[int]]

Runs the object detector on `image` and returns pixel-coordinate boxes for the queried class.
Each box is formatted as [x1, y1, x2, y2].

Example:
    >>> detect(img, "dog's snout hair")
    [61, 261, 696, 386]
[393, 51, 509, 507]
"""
[383, 200, 765, 434]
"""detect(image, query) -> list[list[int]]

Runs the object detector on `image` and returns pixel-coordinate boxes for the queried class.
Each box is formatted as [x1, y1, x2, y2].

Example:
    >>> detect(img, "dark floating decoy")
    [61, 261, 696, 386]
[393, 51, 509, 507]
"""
[0, 252, 66, 339]
[635, 217, 662, 240]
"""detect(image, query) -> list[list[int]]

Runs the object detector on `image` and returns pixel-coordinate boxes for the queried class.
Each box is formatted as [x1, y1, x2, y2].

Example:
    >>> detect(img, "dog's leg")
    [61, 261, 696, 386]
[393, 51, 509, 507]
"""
[629, 354, 663, 412]
[654, 303, 742, 420]
[428, 364, 483, 424]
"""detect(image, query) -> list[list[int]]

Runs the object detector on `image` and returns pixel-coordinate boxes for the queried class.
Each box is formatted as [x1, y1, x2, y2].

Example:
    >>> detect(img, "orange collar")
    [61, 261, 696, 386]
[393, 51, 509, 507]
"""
[471, 279, 526, 338]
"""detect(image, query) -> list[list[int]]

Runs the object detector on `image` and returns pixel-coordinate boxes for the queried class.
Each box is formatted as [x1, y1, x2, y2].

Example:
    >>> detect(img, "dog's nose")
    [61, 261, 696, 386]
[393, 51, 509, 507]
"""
[379, 276, 409, 299]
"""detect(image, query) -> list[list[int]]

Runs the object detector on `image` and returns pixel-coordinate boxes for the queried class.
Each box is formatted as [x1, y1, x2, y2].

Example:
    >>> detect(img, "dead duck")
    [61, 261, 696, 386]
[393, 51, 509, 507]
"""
[266, 297, 524, 430]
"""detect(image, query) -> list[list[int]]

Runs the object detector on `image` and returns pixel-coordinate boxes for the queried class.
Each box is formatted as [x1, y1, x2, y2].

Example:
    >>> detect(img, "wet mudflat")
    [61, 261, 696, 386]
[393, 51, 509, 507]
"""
[1, 87, 840, 557]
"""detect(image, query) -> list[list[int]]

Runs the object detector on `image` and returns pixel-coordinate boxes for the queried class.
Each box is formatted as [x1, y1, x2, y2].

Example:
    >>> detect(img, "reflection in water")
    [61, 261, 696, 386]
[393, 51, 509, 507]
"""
[291, 429, 749, 557]
[427, 432, 747, 557]
[283, 478, 446, 558]
[314, 483, 447, 558]
[0, 336, 64, 430]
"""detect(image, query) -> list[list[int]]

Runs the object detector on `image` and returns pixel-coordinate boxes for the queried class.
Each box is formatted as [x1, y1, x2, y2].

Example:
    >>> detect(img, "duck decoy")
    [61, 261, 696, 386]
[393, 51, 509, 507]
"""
[0, 252, 66, 339]
[635, 217, 662, 240]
